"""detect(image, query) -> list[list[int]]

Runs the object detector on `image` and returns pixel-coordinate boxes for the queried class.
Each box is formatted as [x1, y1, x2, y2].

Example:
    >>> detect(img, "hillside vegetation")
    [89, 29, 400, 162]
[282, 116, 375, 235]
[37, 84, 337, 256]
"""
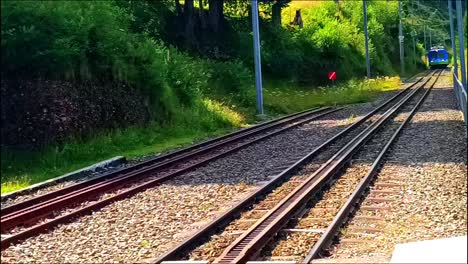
[1, 0, 435, 193]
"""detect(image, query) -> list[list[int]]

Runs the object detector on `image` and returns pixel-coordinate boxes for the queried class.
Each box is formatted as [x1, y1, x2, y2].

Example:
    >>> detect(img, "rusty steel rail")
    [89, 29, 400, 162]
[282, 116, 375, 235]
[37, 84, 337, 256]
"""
[213, 73, 435, 263]
[303, 70, 442, 263]
[154, 73, 428, 263]
[1, 107, 341, 250]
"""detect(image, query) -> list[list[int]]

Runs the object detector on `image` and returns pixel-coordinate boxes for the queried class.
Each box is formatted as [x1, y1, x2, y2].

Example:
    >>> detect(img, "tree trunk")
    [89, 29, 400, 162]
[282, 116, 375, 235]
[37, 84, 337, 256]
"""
[199, 0, 206, 29]
[208, 0, 224, 33]
[291, 9, 303, 28]
[272, 2, 282, 27]
[175, 0, 182, 15]
[184, 0, 196, 46]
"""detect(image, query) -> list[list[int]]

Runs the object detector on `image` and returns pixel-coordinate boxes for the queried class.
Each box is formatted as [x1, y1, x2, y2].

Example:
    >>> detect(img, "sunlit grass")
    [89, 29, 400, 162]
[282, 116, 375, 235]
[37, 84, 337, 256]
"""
[202, 99, 246, 127]
[288, 0, 323, 10]
[264, 77, 401, 114]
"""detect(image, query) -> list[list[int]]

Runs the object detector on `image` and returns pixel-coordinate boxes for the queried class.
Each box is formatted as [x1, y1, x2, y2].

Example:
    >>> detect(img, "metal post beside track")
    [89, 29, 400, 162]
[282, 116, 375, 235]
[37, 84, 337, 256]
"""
[448, 0, 458, 80]
[251, 0, 264, 116]
[424, 26, 427, 51]
[429, 30, 432, 49]
[452, 0, 467, 134]
[455, 0, 467, 91]
[412, 31, 416, 65]
[398, 0, 405, 76]
[453, 74, 468, 133]
[363, 0, 371, 78]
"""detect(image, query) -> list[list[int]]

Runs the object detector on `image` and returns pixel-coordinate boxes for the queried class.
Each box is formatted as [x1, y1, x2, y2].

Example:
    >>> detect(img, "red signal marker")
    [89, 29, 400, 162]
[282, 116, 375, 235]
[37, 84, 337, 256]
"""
[328, 71, 337, 81]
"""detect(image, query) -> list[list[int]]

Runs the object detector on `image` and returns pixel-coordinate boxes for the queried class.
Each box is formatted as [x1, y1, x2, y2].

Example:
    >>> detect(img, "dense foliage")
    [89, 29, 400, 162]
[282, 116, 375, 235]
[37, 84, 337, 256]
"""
[1, 1, 253, 147]
[1, 1, 252, 116]
[1, 0, 444, 148]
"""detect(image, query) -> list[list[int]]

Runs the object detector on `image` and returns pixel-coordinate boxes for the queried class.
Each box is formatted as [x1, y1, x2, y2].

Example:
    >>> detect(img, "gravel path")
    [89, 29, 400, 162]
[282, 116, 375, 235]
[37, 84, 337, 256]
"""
[317, 71, 467, 262]
[1, 79, 420, 263]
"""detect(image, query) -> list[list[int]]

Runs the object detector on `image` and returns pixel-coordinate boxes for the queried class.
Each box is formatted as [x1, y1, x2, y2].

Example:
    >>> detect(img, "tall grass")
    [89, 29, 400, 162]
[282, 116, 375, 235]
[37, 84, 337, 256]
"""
[264, 77, 401, 113]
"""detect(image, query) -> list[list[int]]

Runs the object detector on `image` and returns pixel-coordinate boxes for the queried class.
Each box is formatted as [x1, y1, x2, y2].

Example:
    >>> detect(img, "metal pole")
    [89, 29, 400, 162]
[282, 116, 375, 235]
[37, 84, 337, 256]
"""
[413, 33, 416, 65]
[424, 26, 427, 50]
[363, 0, 371, 78]
[398, 0, 405, 76]
[456, 0, 467, 91]
[251, 0, 264, 115]
[448, 0, 458, 79]
[429, 30, 432, 48]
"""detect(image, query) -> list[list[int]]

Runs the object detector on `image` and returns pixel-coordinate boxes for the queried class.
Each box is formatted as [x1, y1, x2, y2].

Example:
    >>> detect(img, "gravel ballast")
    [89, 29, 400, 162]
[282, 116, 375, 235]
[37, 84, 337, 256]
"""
[317, 72, 467, 262]
[1, 79, 426, 263]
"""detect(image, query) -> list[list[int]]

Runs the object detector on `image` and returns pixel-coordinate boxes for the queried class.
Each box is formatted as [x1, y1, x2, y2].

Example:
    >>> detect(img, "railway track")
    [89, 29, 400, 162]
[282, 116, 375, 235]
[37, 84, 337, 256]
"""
[1, 106, 341, 250]
[264, 71, 443, 263]
[155, 70, 440, 263]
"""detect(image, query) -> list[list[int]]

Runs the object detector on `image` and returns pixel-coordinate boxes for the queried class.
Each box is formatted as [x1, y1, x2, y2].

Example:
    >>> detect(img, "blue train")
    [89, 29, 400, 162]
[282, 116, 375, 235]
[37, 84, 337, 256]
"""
[427, 47, 449, 68]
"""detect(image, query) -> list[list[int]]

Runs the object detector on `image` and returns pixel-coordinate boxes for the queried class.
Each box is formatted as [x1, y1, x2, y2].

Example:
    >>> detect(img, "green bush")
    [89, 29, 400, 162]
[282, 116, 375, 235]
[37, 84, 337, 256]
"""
[205, 59, 255, 107]
[229, 0, 420, 83]
[260, 24, 303, 78]
[114, 0, 171, 39]
[1, 1, 252, 122]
